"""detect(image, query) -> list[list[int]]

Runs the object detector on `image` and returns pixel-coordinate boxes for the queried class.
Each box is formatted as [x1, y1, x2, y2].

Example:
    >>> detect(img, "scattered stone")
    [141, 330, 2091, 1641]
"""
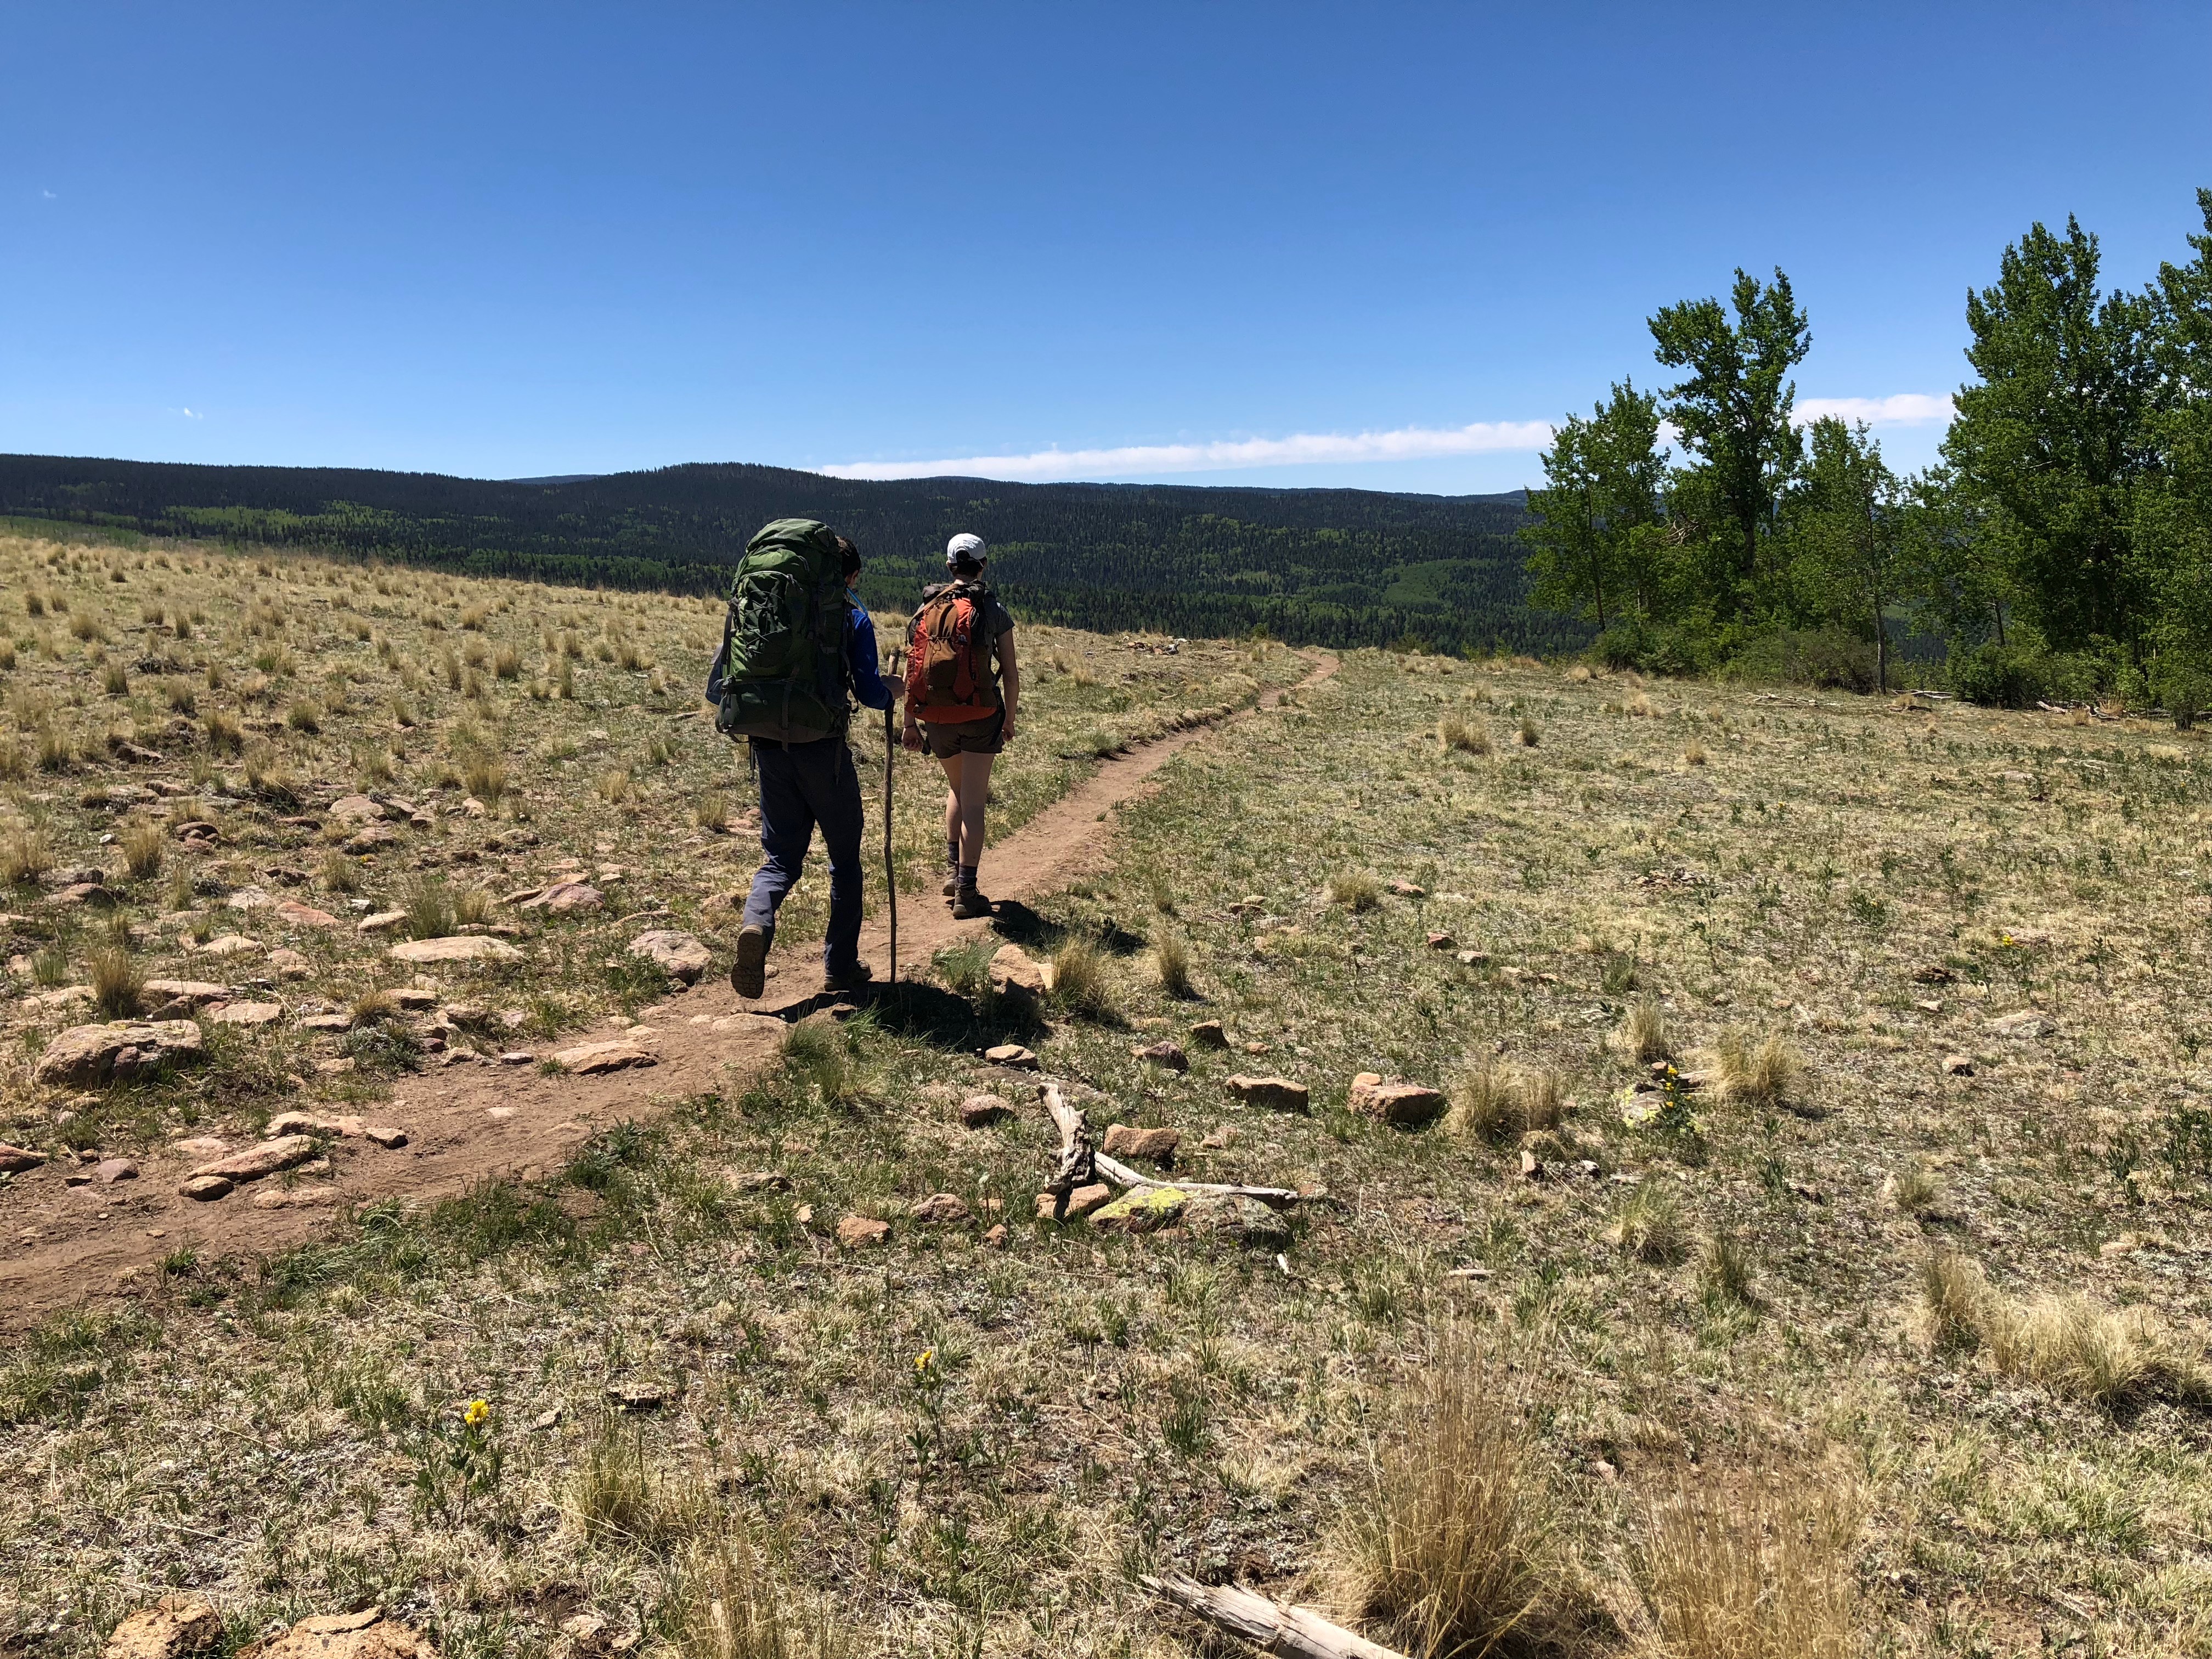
[196, 934, 261, 959]
[1131, 1040, 1189, 1072]
[357, 910, 407, 934]
[988, 944, 1048, 1006]
[99, 1592, 223, 1657]
[173, 820, 223, 847]
[1427, 933, 1457, 951]
[1388, 879, 1426, 898]
[389, 935, 524, 964]
[549, 1039, 657, 1075]
[112, 741, 165, 765]
[1189, 1019, 1229, 1049]
[1456, 949, 1492, 967]
[983, 1223, 1009, 1248]
[53, 882, 118, 908]
[1912, 963, 1957, 984]
[959, 1094, 1013, 1127]
[1943, 1054, 1976, 1077]
[1226, 1074, 1310, 1112]
[1244, 1040, 1270, 1054]
[172, 1136, 227, 1158]
[209, 1000, 284, 1026]
[317, 1058, 357, 1076]
[500, 1050, 534, 1064]
[328, 794, 391, 826]
[179, 1175, 233, 1201]
[226, 885, 275, 912]
[1347, 1072, 1448, 1127]
[365, 1125, 408, 1148]
[606, 1381, 666, 1411]
[1200, 1125, 1235, 1150]
[1181, 1192, 1293, 1248]
[836, 1215, 891, 1248]
[628, 929, 710, 983]
[190, 1134, 320, 1183]
[268, 947, 312, 979]
[275, 900, 342, 929]
[267, 1111, 343, 1137]
[1987, 1009, 2055, 1039]
[388, 988, 439, 1009]
[251, 1186, 342, 1211]
[34, 1020, 205, 1088]
[724, 1169, 792, 1194]
[0, 1144, 49, 1173]
[343, 826, 400, 855]
[300, 1012, 353, 1031]
[94, 1158, 139, 1183]
[1519, 1148, 1544, 1180]
[246, 1609, 435, 1658]
[1103, 1123, 1181, 1163]
[984, 1043, 1038, 1068]
[521, 880, 602, 913]
[911, 1192, 972, 1223]
[1090, 1185, 1189, 1233]
[1036, 1182, 1113, 1220]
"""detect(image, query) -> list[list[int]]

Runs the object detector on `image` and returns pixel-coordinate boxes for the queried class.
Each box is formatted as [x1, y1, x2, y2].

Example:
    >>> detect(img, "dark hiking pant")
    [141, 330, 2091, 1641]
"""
[742, 735, 865, 975]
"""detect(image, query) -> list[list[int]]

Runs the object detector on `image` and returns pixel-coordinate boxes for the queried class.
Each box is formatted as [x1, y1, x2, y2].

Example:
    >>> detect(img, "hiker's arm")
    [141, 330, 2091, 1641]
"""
[846, 605, 894, 712]
[998, 630, 1019, 741]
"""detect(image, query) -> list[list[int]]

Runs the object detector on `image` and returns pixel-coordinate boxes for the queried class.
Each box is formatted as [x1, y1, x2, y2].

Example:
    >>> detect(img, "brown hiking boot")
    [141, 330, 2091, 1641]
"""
[949, 885, 993, 921]
[941, 872, 960, 896]
[822, 961, 874, 995]
[730, 924, 768, 998]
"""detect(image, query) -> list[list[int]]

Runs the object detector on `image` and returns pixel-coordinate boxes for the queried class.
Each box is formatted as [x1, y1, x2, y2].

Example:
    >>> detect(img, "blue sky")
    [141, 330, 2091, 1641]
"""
[5, 2, 2208, 493]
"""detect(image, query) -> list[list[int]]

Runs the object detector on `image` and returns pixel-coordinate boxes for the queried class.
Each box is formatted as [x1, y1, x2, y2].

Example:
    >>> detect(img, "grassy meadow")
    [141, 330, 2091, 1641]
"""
[4, 530, 2212, 1657]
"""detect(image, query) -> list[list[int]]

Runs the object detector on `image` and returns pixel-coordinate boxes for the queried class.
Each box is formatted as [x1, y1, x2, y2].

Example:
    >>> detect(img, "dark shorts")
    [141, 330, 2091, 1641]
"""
[921, 710, 1005, 758]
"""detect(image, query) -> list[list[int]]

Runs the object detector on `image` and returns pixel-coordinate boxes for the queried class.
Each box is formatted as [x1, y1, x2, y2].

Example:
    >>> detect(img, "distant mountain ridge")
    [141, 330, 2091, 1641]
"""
[0, 453, 1566, 653]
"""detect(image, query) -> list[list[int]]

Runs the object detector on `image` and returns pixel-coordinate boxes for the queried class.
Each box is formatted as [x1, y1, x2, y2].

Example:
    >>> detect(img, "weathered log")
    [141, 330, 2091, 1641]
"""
[1092, 1149, 1301, 1210]
[1042, 1081, 1096, 1201]
[1142, 1573, 1408, 1659]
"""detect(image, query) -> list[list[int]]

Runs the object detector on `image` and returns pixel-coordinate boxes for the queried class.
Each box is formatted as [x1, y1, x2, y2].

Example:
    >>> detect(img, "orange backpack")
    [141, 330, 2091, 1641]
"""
[905, 581, 1000, 723]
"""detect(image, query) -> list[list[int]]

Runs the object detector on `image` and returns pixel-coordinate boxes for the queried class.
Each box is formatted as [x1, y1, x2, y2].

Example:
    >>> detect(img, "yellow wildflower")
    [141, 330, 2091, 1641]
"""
[463, 1398, 489, 1426]
[914, 1348, 935, 1373]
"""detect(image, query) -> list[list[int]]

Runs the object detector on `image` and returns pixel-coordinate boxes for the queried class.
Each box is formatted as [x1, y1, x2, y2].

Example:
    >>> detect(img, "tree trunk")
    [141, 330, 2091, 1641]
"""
[1142, 1574, 1410, 1659]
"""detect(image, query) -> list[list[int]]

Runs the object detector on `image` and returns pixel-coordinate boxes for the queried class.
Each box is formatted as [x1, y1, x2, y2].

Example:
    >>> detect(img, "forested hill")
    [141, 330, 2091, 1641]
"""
[0, 453, 1569, 653]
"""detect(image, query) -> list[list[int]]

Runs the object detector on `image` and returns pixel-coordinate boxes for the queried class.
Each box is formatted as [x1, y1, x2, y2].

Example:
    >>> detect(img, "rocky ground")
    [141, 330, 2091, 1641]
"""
[3, 531, 2211, 1657]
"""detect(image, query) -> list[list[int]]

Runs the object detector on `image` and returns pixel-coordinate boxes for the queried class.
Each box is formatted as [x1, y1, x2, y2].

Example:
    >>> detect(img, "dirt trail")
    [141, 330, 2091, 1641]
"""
[1, 654, 1335, 1328]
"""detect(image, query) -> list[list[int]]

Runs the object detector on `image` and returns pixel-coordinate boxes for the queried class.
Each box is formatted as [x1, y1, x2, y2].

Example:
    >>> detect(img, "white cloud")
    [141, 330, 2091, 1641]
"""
[40, 189, 55, 200]
[816, 419, 1557, 483]
[175, 408, 204, 420]
[1793, 393, 1954, 427]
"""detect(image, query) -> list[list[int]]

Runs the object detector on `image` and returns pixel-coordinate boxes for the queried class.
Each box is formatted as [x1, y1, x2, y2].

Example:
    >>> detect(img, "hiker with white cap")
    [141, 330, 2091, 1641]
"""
[903, 532, 1019, 919]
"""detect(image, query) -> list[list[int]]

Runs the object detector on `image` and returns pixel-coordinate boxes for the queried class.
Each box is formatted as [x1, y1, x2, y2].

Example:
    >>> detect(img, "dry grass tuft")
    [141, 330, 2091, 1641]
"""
[1449, 1064, 1565, 1145]
[1700, 1231, 1761, 1309]
[1329, 870, 1383, 912]
[1516, 715, 1540, 747]
[2, 828, 53, 887]
[1048, 936, 1115, 1019]
[1620, 995, 1672, 1063]
[1917, 1250, 2211, 1408]
[1438, 713, 1493, 755]
[569, 1427, 709, 1548]
[1716, 1032, 1801, 1105]
[120, 821, 165, 881]
[1152, 929, 1194, 998]
[87, 946, 144, 1019]
[1612, 1183, 1690, 1264]
[1641, 1469, 1860, 1659]
[463, 754, 509, 804]
[1335, 1331, 1576, 1657]
[695, 793, 731, 833]
[675, 1530, 826, 1659]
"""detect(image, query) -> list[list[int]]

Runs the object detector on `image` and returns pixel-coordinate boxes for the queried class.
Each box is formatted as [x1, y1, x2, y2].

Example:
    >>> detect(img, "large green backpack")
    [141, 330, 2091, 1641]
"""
[710, 518, 850, 743]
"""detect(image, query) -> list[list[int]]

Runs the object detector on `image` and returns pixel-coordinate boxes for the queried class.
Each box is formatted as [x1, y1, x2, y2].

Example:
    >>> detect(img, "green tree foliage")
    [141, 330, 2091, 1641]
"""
[1649, 268, 1811, 612]
[1790, 417, 1904, 692]
[1520, 381, 1666, 629]
[2137, 190, 2212, 724]
[1940, 216, 2160, 658]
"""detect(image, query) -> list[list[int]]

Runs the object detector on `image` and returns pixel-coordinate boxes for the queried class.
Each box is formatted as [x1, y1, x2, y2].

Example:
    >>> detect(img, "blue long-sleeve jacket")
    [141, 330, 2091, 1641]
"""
[845, 600, 893, 712]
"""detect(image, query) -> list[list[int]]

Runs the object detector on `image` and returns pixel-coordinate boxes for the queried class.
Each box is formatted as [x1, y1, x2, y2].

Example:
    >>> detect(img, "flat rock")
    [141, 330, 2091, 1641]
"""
[1103, 1123, 1181, 1163]
[343, 826, 400, 854]
[1182, 1192, 1294, 1248]
[1036, 1182, 1114, 1220]
[1347, 1072, 1448, 1127]
[1389, 879, 1426, 897]
[0, 1143, 48, 1173]
[1132, 1041, 1189, 1072]
[521, 880, 601, 913]
[549, 1039, 656, 1075]
[1189, 1019, 1229, 1048]
[251, 1185, 343, 1210]
[142, 979, 230, 1008]
[191, 1134, 320, 1183]
[911, 1192, 971, 1223]
[1226, 1074, 1310, 1112]
[196, 934, 261, 959]
[94, 1157, 139, 1183]
[389, 935, 523, 964]
[226, 885, 275, 911]
[357, 910, 407, 934]
[365, 1124, 407, 1148]
[171, 1136, 228, 1157]
[241, 1610, 435, 1658]
[1943, 1053, 1976, 1076]
[179, 1175, 233, 1201]
[1090, 1185, 1190, 1233]
[629, 929, 709, 983]
[1426, 932, 1457, 950]
[989, 944, 1047, 1004]
[275, 900, 342, 929]
[300, 1012, 353, 1031]
[984, 1043, 1037, 1068]
[959, 1093, 1014, 1127]
[1987, 1010, 2055, 1039]
[35, 1020, 205, 1088]
[101, 1593, 223, 1657]
[328, 794, 391, 826]
[836, 1214, 891, 1248]
[209, 1000, 284, 1026]
[52, 882, 117, 908]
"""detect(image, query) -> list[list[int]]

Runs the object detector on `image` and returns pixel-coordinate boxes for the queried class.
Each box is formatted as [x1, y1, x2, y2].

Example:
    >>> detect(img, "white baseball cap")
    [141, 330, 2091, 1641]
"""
[945, 532, 987, 568]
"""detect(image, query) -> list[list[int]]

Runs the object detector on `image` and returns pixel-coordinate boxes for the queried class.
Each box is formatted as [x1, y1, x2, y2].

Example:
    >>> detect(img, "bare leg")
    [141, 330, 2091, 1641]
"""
[955, 752, 994, 867]
[937, 753, 964, 861]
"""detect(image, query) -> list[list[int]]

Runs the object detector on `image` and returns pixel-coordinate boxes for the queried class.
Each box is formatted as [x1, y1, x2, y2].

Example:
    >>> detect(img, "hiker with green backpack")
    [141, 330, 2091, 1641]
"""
[707, 519, 898, 997]
[902, 532, 1019, 920]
